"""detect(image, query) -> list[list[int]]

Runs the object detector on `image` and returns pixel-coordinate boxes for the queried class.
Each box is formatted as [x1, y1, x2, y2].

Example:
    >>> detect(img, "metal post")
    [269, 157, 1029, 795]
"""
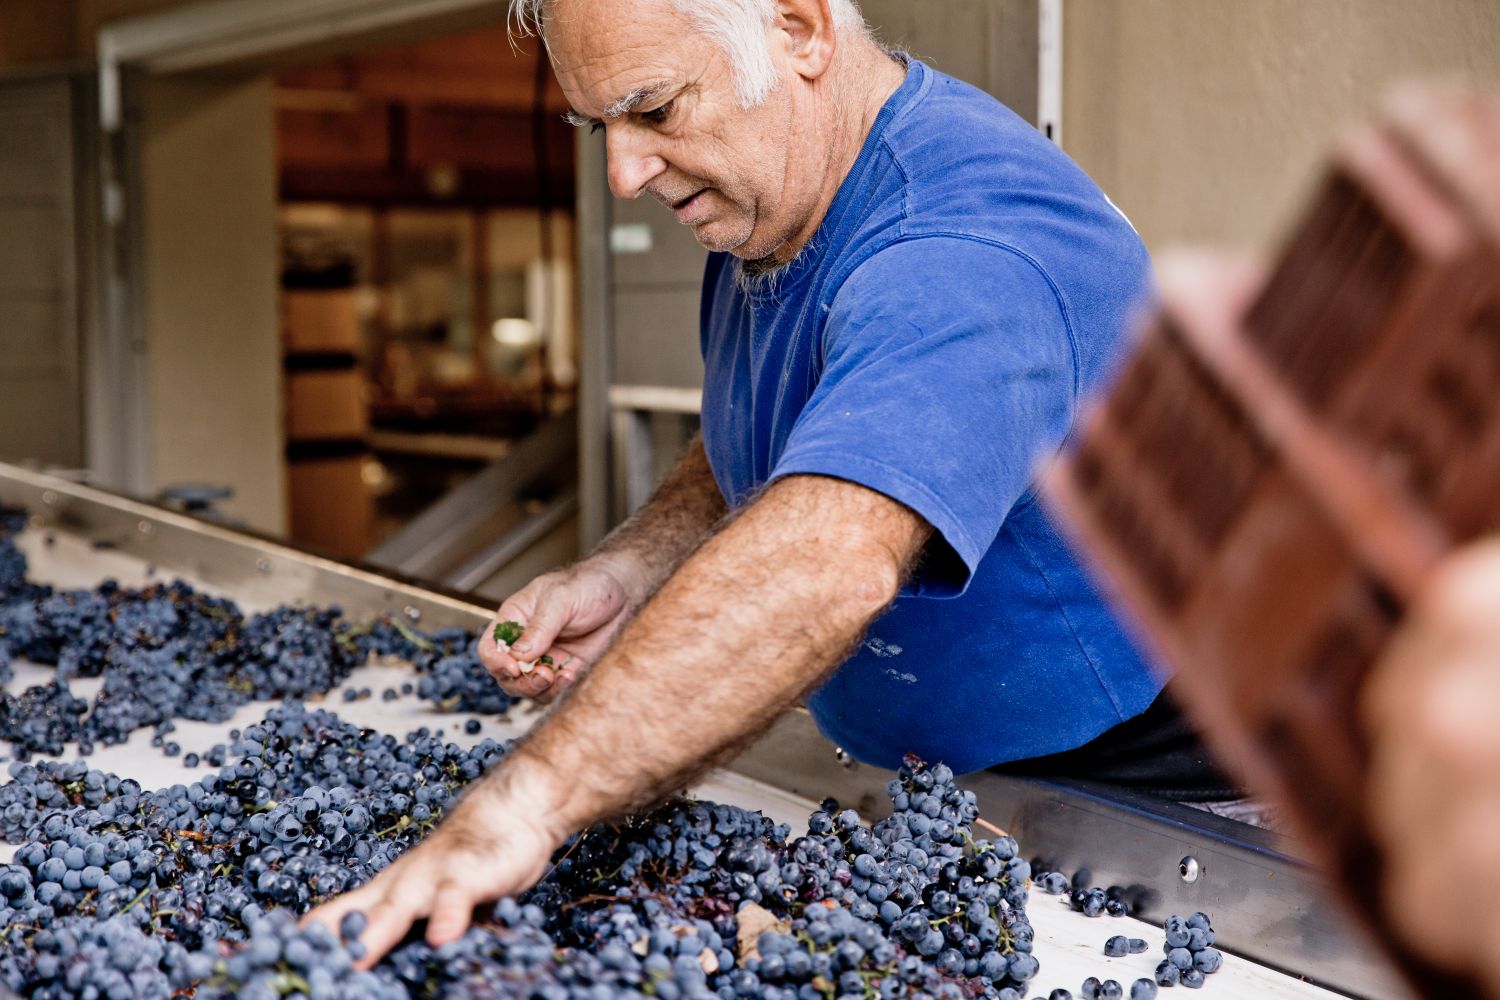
[575, 131, 613, 550]
[1038, 0, 1064, 146]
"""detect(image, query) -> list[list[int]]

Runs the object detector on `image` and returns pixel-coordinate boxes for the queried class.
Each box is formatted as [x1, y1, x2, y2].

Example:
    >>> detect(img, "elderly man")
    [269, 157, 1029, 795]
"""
[310, 0, 1228, 961]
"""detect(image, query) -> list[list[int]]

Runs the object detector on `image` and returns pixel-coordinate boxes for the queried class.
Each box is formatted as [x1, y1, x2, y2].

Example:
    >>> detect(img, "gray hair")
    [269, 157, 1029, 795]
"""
[510, 0, 867, 107]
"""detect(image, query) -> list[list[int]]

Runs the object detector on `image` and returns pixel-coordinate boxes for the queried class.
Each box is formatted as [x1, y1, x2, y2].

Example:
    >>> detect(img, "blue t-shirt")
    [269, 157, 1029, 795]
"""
[698, 60, 1160, 774]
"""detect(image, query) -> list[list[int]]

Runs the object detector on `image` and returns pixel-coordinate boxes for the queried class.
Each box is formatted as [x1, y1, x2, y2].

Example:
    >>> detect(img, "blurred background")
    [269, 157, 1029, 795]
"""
[0, 0, 1496, 600]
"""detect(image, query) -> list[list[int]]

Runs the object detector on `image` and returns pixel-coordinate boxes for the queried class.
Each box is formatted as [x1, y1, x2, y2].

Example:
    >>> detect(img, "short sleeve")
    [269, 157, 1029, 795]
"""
[768, 236, 1078, 597]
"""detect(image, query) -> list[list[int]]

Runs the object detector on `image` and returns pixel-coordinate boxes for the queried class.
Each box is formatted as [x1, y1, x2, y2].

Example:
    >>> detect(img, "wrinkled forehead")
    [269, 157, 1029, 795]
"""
[542, 0, 713, 115]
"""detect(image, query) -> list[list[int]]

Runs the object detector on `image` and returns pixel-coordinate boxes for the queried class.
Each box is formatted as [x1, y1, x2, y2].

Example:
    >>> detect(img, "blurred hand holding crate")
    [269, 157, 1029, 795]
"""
[1045, 83, 1500, 999]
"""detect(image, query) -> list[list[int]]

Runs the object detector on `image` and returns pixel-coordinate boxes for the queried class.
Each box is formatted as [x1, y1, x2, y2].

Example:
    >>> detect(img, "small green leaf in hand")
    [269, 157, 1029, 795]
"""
[493, 620, 524, 646]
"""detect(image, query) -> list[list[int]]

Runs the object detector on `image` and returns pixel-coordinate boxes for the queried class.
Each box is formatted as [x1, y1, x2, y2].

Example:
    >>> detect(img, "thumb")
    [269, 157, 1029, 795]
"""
[508, 585, 580, 659]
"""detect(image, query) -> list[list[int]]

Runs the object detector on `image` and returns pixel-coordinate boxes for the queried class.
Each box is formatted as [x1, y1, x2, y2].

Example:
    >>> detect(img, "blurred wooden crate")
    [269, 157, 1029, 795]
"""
[1045, 86, 1500, 999]
[282, 288, 362, 355]
[286, 369, 367, 441]
[286, 453, 371, 559]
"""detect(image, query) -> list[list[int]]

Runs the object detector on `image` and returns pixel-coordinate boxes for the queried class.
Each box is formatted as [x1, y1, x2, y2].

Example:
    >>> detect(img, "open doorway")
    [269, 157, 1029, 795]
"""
[94, 2, 588, 597]
[273, 27, 578, 563]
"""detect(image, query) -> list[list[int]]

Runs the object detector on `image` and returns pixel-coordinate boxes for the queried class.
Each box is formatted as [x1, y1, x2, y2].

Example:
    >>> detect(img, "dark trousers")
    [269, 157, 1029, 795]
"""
[990, 688, 1242, 803]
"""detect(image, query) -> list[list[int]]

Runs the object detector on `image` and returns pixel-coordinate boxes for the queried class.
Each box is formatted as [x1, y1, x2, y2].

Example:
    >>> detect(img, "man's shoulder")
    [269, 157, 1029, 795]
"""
[873, 65, 1140, 257]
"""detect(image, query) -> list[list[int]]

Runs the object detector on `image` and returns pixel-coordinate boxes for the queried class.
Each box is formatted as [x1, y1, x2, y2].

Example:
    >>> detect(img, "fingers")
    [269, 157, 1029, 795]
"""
[1363, 541, 1500, 733]
[303, 860, 468, 969]
[508, 585, 577, 662]
[426, 879, 480, 946]
[303, 791, 564, 971]
[1382, 83, 1500, 233]
[478, 585, 547, 681]
[496, 661, 560, 699]
[478, 574, 582, 678]
[302, 883, 369, 936]
[356, 882, 433, 970]
[539, 658, 586, 704]
[303, 873, 427, 971]
[1362, 542, 1500, 983]
[497, 654, 589, 704]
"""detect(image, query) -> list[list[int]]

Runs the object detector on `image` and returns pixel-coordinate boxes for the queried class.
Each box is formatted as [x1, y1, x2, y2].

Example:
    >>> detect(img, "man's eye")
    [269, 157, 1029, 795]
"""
[641, 100, 676, 126]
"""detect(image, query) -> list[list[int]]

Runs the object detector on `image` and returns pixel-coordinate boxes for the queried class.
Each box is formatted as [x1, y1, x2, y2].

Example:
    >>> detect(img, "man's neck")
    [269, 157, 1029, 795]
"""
[754, 43, 908, 272]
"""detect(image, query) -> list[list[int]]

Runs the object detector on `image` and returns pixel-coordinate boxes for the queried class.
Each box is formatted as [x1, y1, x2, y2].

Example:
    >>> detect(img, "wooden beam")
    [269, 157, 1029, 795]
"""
[280, 165, 575, 209]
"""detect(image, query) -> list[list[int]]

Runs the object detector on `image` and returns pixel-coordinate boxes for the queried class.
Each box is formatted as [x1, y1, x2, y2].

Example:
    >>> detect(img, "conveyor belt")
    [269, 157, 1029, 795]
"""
[0, 464, 1397, 998]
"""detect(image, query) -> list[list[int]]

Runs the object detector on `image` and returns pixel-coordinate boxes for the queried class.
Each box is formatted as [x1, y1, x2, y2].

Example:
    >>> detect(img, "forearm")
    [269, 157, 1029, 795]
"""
[306, 475, 930, 961]
[488, 474, 929, 833]
[586, 434, 727, 601]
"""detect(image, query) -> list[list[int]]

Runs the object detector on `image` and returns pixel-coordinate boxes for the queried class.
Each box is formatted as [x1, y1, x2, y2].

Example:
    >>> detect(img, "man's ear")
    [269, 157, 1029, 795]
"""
[776, 0, 837, 82]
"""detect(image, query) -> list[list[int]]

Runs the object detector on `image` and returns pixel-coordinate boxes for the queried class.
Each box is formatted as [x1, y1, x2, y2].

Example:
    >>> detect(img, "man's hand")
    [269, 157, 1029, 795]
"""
[303, 780, 564, 969]
[1363, 540, 1500, 995]
[479, 557, 643, 704]
[479, 434, 727, 705]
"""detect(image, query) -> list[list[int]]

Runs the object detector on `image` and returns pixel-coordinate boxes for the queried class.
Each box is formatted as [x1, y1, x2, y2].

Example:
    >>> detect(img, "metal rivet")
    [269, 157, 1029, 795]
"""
[404, 606, 421, 621]
[41, 490, 57, 506]
[137, 520, 154, 536]
[1179, 856, 1202, 884]
[834, 747, 855, 770]
[256, 558, 272, 574]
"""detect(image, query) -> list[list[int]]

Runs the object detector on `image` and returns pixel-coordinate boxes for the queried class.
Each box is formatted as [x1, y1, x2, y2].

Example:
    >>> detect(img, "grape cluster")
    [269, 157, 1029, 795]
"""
[181, 909, 405, 1000]
[0, 706, 1041, 999]
[1154, 912, 1222, 988]
[0, 506, 512, 760]
[415, 652, 511, 715]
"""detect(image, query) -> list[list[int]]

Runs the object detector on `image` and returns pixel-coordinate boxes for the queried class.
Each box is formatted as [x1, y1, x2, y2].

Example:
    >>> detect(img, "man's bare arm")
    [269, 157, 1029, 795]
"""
[521, 472, 930, 819]
[309, 473, 931, 960]
[587, 432, 728, 601]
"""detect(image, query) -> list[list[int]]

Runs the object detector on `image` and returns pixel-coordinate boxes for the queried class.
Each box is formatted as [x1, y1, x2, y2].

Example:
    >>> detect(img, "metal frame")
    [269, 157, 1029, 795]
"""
[0, 462, 1398, 998]
[576, 130, 614, 550]
[608, 385, 702, 518]
[95, 0, 504, 130]
[0, 462, 487, 630]
[88, 0, 509, 499]
[1037, 0, 1064, 145]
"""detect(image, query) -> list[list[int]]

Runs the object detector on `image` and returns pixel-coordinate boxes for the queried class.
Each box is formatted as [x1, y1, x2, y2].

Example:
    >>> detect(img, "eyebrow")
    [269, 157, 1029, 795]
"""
[564, 80, 677, 128]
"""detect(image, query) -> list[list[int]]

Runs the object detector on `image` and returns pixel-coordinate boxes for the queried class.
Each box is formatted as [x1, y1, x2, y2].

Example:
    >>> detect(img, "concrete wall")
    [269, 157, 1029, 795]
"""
[861, 0, 1038, 122]
[140, 74, 286, 532]
[0, 77, 86, 468]
[1065, 0, 1500, 253]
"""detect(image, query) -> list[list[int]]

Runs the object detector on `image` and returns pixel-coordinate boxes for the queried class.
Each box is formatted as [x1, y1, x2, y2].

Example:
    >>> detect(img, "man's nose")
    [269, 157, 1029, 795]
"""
[605, 126, 668, 200]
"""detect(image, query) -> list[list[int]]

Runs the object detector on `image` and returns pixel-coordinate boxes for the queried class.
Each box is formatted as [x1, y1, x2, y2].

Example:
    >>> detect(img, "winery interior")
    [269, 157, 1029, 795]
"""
[0, 3, 1497, 999]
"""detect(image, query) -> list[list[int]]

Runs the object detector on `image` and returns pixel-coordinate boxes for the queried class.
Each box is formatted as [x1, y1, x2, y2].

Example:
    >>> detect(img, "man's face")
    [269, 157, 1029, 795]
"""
[548, 0, 810, 260]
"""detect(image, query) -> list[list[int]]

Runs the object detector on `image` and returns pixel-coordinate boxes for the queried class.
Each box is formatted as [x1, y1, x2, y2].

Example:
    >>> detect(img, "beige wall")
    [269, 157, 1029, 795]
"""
[1064, 0, 1500, 254]
[141, 74, 286, 532]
